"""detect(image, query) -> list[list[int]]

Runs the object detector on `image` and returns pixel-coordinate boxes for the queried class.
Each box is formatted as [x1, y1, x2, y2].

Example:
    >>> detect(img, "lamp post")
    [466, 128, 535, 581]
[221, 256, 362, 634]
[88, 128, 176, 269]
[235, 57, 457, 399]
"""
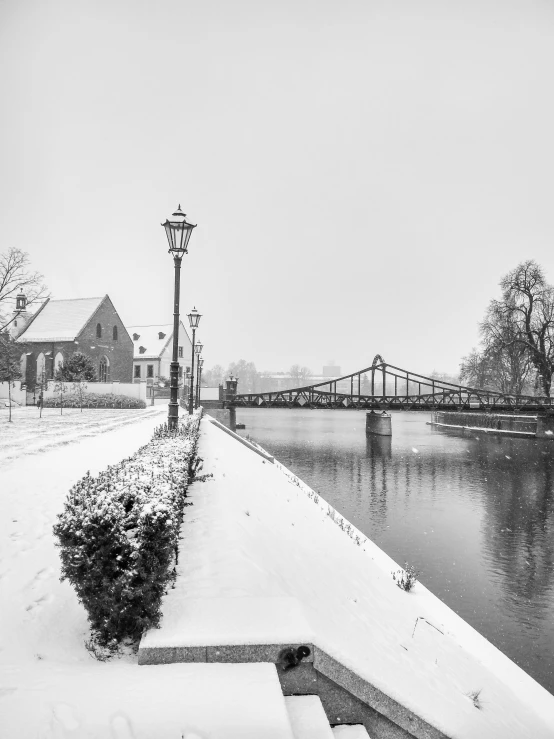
[196, 357, 204, 408]
[194, 341, 203, 408]
[162, 205, 197, 430]
[187, 307, 202, 414]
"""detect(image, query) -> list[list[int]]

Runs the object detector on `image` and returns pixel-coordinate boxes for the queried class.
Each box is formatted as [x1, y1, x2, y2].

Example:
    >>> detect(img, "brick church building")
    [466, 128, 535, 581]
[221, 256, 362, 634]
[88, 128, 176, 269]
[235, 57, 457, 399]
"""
[11, 293, 134, 386]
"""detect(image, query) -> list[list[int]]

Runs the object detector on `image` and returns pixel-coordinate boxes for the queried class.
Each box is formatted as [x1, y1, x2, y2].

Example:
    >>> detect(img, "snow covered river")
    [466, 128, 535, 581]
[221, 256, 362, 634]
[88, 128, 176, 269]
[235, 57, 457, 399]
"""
[236, 409, 554, 695]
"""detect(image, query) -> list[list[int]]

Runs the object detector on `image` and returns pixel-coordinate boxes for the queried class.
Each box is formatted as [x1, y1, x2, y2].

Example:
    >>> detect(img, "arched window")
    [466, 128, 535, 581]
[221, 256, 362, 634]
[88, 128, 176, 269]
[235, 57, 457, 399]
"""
[36, 353, 46, 383]
[96, 323, 102, 338]
[99, 356, 110, 383]
[113, 326, 118, 340]
[54, 352, 64, 374]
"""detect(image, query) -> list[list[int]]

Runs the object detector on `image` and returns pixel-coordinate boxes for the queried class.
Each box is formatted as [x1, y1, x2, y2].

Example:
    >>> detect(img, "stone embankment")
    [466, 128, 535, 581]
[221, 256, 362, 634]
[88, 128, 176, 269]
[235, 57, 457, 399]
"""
[138, 413, 554, 739]
[431, 411, 554, 439]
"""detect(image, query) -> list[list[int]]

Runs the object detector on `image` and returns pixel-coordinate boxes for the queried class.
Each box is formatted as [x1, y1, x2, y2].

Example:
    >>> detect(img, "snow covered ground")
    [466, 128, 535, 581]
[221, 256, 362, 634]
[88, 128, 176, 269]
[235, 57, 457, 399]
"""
[144, 416, 554, 739]
[0, 406, 296, 738]
[0, 405, 163, 465]
[3, 406, 554, 738]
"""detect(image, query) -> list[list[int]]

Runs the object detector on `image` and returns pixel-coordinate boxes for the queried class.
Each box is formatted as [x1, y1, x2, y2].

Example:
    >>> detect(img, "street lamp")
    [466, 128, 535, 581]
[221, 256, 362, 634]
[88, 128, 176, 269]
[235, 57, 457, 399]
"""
[194, 341, 203, 409]
[197, 357, 204, 408]
[162, 205, 197, 429]
[187, 307, 202, 414]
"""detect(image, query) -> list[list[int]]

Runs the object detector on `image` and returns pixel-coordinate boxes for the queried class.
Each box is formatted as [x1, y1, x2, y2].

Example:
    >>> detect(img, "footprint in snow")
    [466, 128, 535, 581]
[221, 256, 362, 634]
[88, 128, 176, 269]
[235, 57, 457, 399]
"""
[111, 714, 135, 739]
[27, 567, 54, 590]
[52, 703, 80, 732]
[26, 594, 53, 617]
[9, 532, 31, 552]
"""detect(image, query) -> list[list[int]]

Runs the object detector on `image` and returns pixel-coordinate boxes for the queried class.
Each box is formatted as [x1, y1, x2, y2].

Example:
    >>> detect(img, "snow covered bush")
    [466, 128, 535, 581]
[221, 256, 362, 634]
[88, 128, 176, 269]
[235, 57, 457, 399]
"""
[392, 562, 419, 592]
[44, 392, 146, 409]
[53, 413, 201, 646]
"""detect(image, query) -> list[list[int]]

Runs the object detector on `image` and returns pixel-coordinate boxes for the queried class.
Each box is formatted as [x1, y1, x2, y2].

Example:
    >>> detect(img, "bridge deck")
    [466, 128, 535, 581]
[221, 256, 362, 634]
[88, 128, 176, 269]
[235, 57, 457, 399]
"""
[231, 357, 553, 412]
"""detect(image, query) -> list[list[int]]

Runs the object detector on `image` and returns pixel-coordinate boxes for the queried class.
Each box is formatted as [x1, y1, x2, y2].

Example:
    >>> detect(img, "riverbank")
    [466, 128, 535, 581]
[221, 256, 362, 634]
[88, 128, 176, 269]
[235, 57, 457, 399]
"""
[140, 414, 554, 738]
[430, 410, 554, 438]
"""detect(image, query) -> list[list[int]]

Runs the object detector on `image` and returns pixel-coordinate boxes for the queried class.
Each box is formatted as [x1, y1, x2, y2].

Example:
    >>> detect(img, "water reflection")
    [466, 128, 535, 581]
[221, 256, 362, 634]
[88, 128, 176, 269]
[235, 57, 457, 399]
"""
[238, 409, 554, 694]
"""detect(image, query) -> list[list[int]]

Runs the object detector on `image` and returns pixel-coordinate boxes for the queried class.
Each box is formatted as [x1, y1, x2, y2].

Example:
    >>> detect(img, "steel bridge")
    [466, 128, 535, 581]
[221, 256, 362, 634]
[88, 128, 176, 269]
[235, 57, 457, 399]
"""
[233, 356, 553, 412]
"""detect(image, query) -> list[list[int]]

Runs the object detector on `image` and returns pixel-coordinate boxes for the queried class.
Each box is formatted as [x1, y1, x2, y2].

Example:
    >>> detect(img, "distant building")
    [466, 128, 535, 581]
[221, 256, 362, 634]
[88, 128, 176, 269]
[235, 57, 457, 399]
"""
[127, 322, 192, 387]
[13, 294, 133, 386]
[259, 365, 343, 393]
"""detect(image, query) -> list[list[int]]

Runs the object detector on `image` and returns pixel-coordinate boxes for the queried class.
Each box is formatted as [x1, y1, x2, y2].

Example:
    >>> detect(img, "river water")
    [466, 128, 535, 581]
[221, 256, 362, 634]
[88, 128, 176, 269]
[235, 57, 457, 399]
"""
[236, 409, 554, 695]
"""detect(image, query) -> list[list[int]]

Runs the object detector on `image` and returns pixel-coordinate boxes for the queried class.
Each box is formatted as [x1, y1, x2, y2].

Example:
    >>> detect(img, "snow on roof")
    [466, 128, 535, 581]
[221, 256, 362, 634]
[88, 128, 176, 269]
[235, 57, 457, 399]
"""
[127, 324, 190, 360]
[17, 297, 105, 342]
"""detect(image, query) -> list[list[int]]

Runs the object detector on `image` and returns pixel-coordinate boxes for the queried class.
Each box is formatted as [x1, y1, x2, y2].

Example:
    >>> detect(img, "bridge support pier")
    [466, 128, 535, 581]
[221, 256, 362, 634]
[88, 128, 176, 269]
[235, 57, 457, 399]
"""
[366, 411, 392, 437]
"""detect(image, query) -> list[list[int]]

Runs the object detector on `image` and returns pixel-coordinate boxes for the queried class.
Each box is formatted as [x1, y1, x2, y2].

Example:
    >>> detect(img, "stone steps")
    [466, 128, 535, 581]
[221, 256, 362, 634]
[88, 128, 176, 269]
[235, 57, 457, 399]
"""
[285, 696, 335, 739]
[284, 695, 370, 739]
[332, 725, 372, 738]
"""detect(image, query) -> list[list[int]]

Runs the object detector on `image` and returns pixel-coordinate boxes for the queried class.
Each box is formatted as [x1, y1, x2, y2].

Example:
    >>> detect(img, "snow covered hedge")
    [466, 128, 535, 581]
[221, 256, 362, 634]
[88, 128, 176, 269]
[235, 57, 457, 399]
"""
[44, 392, 146, 409]
[53, 413, 201, 646]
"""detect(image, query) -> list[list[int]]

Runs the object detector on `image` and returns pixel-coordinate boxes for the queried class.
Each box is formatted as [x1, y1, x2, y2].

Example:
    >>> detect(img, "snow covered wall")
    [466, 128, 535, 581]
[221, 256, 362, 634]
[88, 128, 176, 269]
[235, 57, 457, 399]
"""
[0, 380, 26, 405]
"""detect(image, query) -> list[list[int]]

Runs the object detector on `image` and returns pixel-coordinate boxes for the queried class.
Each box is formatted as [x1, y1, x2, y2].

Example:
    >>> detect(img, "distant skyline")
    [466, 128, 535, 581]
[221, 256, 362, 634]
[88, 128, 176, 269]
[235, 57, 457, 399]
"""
[2, 1, 554, 376]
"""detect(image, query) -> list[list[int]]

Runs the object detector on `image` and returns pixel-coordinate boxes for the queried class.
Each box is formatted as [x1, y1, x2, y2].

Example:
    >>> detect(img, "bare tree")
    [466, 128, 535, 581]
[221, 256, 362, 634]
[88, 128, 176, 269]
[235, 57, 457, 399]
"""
[227, 360, 260, 393]
[461, 261, 553, 396]
[0, 248, 49, 331]
[289, 364, 312, 386]
[202, 363, 226, 387]
[460, 349, 493, 390]
[0, 333, 27, 422]
[488, 261, 554, 396]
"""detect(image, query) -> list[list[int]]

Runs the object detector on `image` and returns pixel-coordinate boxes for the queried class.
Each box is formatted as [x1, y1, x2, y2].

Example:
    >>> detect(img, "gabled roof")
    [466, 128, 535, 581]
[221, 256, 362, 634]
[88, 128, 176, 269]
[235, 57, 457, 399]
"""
[17, 297, 105, 342]
[127, 323, 190, 360]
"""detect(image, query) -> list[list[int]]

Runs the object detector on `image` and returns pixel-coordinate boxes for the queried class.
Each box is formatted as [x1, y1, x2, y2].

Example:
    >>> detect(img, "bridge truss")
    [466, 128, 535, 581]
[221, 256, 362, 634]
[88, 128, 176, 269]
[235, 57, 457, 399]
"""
[233, 356, 553, 412]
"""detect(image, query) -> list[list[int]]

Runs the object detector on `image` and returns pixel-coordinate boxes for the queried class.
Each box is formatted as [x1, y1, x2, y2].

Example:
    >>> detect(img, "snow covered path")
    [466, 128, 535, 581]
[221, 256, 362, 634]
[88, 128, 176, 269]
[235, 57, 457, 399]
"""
[0, 407, 295, 738]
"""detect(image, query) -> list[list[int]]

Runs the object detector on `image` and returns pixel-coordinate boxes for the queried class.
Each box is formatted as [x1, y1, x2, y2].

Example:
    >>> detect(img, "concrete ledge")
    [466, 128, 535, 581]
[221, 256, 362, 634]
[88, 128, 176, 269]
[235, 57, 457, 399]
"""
[431, 421, 535, 438]
[138, 646, 207, 665]
[318, 673, 414, 739]
[207, 644, 314, 663]
[278, 663, 319, 696]
[314, 649, 446, 739]
[139, 596, 314, 652]
[205, 415, 275, 462]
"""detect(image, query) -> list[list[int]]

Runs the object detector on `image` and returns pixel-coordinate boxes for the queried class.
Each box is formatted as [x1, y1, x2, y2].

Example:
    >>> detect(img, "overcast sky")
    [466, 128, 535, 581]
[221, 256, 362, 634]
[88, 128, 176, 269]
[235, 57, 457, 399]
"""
[2, 0, 554, 376]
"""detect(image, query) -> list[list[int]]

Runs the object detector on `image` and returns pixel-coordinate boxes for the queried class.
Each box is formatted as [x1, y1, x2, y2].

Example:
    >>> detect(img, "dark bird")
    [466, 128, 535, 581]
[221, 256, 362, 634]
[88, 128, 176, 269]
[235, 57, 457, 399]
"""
[278, 645, 311, 671]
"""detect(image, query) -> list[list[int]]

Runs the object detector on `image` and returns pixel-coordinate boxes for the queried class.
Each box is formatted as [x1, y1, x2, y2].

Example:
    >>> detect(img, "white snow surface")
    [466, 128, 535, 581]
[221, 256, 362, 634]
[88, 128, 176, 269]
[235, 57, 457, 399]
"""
[332, 725, 371, 738]
[0, 406, 295, 738]
[150, 416, 554, 739]
[284, 695, 334, 739]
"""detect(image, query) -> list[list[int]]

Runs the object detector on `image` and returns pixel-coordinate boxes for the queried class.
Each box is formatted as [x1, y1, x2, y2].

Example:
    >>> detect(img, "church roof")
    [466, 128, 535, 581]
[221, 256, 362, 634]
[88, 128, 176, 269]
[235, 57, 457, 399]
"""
[127, 324, 175, 360]
[18, 297, 105, 342]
